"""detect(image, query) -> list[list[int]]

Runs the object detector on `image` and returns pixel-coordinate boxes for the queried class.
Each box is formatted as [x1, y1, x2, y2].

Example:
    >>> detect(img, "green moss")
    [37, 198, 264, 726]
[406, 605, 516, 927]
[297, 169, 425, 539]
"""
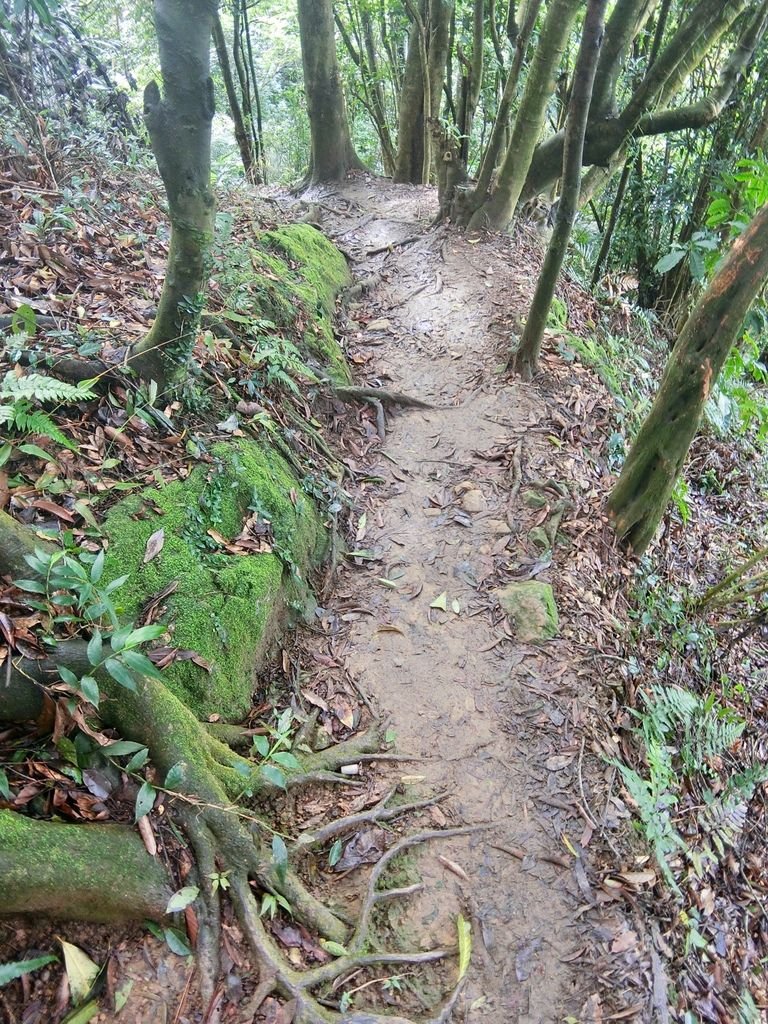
[102, 437, 325, 721]
[212, 223, 351, 385]
[263, 225, 351, 383]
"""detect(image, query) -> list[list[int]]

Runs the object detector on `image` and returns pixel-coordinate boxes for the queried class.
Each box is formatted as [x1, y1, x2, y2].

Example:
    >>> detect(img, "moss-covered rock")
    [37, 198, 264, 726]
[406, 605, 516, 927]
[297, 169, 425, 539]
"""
[496, 581, 559, 642]
[214, 223, 351, 385]
[102, 438, 324, 721]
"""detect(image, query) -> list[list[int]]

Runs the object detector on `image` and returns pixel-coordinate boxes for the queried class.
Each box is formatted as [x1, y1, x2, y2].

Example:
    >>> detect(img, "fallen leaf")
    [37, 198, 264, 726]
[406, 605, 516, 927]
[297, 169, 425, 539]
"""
[143, 528, 165, 564]
[58, 939, 100, 1004]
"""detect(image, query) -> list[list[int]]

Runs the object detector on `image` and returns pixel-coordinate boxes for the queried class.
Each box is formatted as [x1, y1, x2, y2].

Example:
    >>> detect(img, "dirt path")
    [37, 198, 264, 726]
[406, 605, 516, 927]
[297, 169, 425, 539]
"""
[285, 178, 633, 1023]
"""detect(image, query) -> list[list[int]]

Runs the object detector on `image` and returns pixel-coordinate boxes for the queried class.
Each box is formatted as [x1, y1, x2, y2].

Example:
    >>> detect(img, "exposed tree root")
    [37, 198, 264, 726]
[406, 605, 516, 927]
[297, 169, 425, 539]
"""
[220, 818, 491, 1024]
[331, 385, 434, 410]
[1, 511, 488, 1021]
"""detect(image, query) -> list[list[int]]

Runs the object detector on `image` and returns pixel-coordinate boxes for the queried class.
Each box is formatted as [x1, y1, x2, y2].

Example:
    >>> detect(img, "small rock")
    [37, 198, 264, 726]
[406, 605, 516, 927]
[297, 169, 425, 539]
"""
[461, 489, 486, 513]
[487, 518, 511, 535]
[496, 581, 559, 642]
[528, 526, 551, 551]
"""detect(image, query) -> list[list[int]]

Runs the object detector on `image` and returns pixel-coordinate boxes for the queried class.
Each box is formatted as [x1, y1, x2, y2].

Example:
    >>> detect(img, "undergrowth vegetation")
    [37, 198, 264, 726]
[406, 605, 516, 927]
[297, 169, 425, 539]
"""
[557, 192, 768, 1017]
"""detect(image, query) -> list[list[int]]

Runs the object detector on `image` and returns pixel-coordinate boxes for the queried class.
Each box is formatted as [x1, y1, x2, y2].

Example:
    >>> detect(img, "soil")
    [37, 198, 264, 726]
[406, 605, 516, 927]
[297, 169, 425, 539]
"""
[1, 177, 651, 1023]
[275, 177, 645, 1022]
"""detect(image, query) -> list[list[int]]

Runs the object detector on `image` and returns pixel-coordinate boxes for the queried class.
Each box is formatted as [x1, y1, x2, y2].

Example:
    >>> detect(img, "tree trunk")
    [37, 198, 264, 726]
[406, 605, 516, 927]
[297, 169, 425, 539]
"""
[608, 201, 768, 554]
[127, 0, 217, 390]
[468, 0, 581, 231]
[590, 154, 631, 288]
[458, 0, 484, 166]
[0, 811, 171, 921]
[470, 0, 542, 214]
[297, 0, 365, 184]
[393, 0, 453, 184]
[513, 0, 608, 379]
[212, 13, 258, 183]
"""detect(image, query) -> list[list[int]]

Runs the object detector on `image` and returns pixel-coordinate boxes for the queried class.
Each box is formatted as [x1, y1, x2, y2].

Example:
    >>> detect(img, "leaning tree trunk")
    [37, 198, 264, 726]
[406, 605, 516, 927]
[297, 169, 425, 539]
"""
[512, 0, 607, 379]
[127, 0, 217, 390]
[297, 0, 365, 184]
[608, 201, 768, 554]
[468, 0, 581, 231]
[520, 0, 761, 204]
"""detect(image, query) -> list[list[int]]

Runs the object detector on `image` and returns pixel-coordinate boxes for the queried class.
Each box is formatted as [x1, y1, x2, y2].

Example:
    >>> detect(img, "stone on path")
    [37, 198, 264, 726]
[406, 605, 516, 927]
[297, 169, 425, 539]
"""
[496, 581, 559, 642]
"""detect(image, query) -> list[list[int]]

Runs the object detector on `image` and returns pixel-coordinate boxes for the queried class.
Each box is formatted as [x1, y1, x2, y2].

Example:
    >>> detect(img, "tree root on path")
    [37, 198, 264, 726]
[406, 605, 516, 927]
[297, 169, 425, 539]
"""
[2, 642, 485, 1018]
[221, 823, 492, 1023]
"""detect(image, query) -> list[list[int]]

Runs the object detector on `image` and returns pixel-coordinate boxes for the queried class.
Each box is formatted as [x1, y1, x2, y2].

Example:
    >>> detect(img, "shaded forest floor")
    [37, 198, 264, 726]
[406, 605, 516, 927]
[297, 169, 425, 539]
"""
[2, 171, 767, 1024]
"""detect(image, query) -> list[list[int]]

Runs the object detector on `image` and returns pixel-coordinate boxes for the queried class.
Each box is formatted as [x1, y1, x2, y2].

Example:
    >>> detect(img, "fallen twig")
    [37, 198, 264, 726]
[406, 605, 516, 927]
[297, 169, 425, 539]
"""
[490, 841, 571, 870]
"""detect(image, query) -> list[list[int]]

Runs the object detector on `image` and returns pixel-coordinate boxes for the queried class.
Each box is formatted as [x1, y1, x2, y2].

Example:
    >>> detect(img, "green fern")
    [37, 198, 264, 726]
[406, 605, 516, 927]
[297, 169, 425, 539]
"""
[1, 401, 78, 452]
[637, 685, 744, 775]
[1, 371, 95, 403]
[620, 685, 753, 888]
[0, 371, 95, 454]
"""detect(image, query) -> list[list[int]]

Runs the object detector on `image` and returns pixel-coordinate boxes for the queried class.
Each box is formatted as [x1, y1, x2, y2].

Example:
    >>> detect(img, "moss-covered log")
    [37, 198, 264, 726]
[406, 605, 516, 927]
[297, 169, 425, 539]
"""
[0, 810, 171, 921]
[608, 201, 768, 553]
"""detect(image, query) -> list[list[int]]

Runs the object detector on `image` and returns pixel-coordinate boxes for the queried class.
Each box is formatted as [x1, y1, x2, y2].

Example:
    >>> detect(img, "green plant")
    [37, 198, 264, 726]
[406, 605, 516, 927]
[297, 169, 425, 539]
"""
[0, 365, 96, 462]
[15, 546, 166, 708]
[259, 891, 292, 919]
[671, 477, 692, 526]
[654, 230, 719, 284]
[616, 684, 758, 889]
[251, 707, 301, 790]
[208, 870, 231, 893]
[546, 295, 568, 330]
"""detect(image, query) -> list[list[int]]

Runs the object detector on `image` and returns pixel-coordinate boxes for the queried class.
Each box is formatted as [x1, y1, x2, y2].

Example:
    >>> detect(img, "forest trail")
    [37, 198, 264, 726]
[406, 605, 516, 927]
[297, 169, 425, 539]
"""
[275, 177, 643, 1023]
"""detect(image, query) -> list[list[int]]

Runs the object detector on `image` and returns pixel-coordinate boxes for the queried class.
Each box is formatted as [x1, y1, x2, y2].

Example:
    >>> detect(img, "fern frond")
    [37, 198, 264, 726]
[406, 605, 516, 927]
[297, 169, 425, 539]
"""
[12, 406, 78, 452]
[1, 371, 95, 404]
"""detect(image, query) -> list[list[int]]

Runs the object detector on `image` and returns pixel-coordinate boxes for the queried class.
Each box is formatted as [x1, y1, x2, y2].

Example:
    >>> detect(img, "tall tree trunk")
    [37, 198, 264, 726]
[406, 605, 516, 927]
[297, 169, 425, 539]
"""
[513, 0, 608, 379]
[297, 0, 365, 184]
[241, 0, 267, 182]
[128, 0, 217, 389]
[362, 8, 397, 174]
[469, 0, 542, 214]
[608, 201, 768, 554]
[212, 13, 258, 183]
[393, 0, 453, 184]
[468, 0, 581, 231]
[458, 0, 484, 165]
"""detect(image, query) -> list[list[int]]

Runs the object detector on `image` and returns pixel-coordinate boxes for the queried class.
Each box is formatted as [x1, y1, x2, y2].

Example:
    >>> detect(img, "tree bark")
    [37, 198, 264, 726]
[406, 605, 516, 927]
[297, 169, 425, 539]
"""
[127, 0, 217, 390]
[513, 0, 608, 379]
[468, 0, 581, 231]
[393, 0, 453, 184]
[297, 0, 365, 184]
[608, 201, 768, 554]
[212, 13, 258, 183]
